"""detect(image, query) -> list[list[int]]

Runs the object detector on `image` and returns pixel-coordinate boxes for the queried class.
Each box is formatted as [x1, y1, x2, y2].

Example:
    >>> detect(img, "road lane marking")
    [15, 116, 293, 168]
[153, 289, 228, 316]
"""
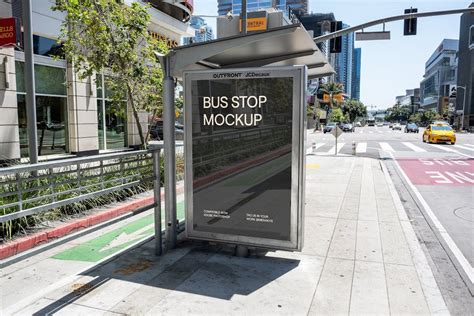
[429, 144, 473, 158]
[454, 144, 474, 152]
[306, 143, 325, 154]
[402, 142, 426, 152]
[327, 142, 345, 154]
[390, 152, 474, 286]
[356, 142, 367, 153]
[464, 144, 474, 148]
[380, 142, 394, 152]
[369, 131, 374, 134]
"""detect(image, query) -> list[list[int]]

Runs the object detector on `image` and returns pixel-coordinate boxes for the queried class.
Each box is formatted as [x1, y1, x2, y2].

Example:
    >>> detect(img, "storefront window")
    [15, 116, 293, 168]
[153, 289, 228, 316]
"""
[96, 74, 127, 150]
[16, 62, 68, 157]
[17, 95, 68, 157]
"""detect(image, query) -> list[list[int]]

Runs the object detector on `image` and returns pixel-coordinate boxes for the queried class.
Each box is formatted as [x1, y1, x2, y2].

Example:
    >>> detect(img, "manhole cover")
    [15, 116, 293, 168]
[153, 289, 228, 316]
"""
[453, 206, 473, 222]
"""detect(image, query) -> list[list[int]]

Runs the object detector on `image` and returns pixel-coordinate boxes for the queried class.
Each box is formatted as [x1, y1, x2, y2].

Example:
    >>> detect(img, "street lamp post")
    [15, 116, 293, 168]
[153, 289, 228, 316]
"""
[457, 86, 466, 130]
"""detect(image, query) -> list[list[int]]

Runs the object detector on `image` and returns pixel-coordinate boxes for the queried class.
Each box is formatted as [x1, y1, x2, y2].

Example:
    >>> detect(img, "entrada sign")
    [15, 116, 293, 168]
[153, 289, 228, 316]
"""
[184, 66, 306, 251]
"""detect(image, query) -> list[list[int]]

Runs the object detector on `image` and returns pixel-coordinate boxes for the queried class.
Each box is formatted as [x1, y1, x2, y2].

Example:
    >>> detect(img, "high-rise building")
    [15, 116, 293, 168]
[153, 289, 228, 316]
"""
[334, 23, 353, 98]
[351, 47, 361, 101]
[420, 39, 458, 114]
[455, 4, 474, 129]
[183, 16, 214, 44]
[217, 0, 307, 16]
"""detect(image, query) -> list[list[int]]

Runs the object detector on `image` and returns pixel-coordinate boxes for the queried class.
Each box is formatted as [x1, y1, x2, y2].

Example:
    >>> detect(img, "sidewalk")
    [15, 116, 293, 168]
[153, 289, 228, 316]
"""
[1, 155, 449, 315]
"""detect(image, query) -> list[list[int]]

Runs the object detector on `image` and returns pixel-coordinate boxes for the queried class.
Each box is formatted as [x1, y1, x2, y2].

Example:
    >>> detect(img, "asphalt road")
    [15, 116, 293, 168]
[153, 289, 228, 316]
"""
[308, 125, 474, 293]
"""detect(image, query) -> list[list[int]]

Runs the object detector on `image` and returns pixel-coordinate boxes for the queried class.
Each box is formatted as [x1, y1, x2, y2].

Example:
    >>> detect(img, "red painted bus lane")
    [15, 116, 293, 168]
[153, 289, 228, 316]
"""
[397, 158, 474, 186]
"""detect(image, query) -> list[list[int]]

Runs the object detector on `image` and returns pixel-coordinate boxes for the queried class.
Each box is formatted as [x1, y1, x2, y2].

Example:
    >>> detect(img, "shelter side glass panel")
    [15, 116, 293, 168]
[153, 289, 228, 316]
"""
[191, 77, 293, 241]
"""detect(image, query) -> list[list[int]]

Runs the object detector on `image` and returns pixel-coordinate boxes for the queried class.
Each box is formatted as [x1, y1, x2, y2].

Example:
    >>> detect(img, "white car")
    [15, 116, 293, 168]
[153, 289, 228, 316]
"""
[392, 123, 402, 130]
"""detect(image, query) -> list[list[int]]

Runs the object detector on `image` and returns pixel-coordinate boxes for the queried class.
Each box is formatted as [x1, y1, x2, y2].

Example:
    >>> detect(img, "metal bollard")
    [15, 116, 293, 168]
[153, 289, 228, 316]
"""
[312, 142, 316, 153]
[352, 141, 356, 155]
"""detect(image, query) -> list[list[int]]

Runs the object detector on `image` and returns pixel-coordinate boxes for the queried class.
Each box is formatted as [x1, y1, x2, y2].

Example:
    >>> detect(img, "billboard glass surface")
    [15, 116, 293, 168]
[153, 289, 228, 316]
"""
[184, 66, 306, 250]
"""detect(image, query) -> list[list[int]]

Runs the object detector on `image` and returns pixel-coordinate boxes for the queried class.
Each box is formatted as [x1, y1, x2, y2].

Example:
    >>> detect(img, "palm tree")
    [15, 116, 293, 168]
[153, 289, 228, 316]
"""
[319, 82, 344, 113]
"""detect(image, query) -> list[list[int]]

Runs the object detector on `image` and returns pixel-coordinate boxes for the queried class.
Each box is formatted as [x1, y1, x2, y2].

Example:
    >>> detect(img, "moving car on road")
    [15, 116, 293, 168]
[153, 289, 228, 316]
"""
[392, 123, 402, 130]
[323, 122, 337, 133]
[423, 124, 456, 144]
[405, 123, 419, 133]
[342, 123, 355, 132]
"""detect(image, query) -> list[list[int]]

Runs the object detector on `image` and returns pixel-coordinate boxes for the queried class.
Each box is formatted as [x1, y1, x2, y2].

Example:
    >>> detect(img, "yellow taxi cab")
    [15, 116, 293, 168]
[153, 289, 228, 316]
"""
[422, 123, 456, 144]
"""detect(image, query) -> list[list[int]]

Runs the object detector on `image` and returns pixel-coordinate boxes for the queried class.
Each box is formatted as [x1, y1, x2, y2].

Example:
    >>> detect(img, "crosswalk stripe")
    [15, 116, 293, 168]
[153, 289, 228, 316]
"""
[380, 142, 394, 152]
[465, 144, 474, 148]
[454, 145, 474, 152]
[402, 142, 426, 152]
[306, 143, 325, 154]
[327, 142, 345, 154]
[428, 144, 473, 158]
[356, 142, 367, 153]
[369, 131, 373, 134]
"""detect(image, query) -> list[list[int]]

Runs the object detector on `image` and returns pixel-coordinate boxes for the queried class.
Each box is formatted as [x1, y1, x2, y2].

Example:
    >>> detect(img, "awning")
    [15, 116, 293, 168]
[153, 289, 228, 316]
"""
[167, 23, 334, 79]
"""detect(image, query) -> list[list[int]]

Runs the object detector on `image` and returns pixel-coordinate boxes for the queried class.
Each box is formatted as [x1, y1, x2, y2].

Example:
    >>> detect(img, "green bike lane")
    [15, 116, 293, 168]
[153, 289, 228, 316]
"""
[52, 201, 185, 263]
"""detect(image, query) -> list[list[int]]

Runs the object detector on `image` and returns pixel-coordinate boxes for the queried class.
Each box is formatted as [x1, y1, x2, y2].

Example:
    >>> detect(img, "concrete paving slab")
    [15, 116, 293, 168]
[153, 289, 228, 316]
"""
[356, 220, 383, 263]
[338, 196, 359, 220]
[380, 221, 414, 266]
[143, 252, 324, 315]
[385, 263, 431, 315]
[308, 257, 354, 315]
[349, 260, 390, 314]
[327, 219, 357, 260]
[301, 216, 336, 257]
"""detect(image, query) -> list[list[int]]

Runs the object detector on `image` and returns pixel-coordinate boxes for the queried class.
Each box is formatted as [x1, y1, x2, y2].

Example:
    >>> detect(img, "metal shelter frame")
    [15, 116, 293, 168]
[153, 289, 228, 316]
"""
[155, 23, 334, 251]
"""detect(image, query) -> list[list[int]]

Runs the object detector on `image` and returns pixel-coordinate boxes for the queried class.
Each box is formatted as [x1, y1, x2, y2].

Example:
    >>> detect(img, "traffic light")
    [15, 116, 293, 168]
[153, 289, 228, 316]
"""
[404, 8, 418, 36]
[330, 21, 342, 53]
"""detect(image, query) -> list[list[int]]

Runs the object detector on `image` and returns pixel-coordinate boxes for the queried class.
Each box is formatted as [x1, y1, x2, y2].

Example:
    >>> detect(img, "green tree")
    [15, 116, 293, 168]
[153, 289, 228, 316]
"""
[421, 111, 441, 125]
[385, 106, 411, 122]
[319, 82, 344, 111]
[53, 0, 168, 148]
[341, 99, 367, 123]
[328, 108, 345, 123]
[409, 113, 421, 124]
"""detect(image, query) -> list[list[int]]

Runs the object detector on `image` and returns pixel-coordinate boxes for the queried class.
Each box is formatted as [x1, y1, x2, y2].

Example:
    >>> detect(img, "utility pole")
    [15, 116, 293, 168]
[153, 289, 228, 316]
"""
[22, 0, 38, 164]
[241, 0, 247, 34]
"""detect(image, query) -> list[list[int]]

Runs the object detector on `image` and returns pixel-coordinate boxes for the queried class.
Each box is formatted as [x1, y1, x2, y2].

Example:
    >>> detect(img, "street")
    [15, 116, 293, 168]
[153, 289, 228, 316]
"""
[308, 125, 474, 291]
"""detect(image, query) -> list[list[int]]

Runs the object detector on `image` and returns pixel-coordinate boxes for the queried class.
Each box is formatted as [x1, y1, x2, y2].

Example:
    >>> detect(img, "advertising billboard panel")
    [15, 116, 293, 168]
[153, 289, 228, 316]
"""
[184, 66, 306, 250]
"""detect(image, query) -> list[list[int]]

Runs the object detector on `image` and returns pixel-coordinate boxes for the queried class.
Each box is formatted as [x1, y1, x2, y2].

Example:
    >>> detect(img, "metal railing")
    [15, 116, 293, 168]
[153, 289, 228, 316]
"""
[0, 149, 157, 224]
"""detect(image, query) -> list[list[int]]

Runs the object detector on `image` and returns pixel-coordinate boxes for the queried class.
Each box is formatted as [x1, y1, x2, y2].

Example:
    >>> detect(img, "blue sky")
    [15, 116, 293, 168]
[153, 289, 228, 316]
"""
[193, 0, 471, 109]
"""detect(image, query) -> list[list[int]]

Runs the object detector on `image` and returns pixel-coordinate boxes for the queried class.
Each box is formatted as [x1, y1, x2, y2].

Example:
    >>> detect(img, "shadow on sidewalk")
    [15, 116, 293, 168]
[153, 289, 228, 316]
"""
[32, 241, 300, 315]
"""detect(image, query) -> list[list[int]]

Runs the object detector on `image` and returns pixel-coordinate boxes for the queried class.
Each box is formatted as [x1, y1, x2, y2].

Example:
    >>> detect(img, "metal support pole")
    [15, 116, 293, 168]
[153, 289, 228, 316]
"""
[459, 86, 466, 131]
[151, 145, 163, 255]
[241, 0, 247, 34]
[22, 0, 38, 164]
[162, 56, 177, 249]
[335, 133, 337, 156]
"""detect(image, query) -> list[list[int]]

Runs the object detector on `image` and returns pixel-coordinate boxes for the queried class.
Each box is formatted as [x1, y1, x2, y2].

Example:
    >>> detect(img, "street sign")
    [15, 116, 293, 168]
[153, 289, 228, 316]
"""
[356, 31, 391, 41]
[449, 85, 457, 98]
[331, 126, 343, 138]
[184, 66, 306, 251]
[0, 17, 21, 47]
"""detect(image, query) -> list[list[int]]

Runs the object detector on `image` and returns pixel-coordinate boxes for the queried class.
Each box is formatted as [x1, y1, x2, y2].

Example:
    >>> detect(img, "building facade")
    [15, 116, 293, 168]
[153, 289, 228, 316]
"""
[396, 89, 420, 114]
[217, 0, 307, 16]
[0, 0, 193, 162]
[334, 23, 353, 98]
[183, 16, 214, 44]
[455, 5, 474, 129]
[351, 47, 361, 101]
[419, 39, 458, 115]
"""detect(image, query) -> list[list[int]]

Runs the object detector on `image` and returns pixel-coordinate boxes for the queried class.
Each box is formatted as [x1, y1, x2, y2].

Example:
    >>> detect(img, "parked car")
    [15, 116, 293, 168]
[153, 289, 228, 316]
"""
[376, 122, 384, 127]
[405, 123, 419, 133]
[355, 122, 362, 127]
[150, 121, 184, 140]
[423, 124, 456, 144]
[342, 123, 355, 132]
[392, 123, 402, 130]
[389, 123, 393, 128]
[323, 122, 337, 133]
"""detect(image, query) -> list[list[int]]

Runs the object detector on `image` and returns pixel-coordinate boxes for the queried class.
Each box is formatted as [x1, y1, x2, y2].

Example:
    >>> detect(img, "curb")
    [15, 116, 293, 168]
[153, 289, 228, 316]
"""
[0, 186, 184, 260]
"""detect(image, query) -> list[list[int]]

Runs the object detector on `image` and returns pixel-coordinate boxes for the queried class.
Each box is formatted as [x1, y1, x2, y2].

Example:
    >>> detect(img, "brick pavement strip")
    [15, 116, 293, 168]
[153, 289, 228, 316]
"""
[1, 156, 449, 315]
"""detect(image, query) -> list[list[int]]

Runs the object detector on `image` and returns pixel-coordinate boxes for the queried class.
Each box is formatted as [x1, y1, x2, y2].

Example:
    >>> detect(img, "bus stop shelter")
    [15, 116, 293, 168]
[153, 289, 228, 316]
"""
[155, 23, 334, 253]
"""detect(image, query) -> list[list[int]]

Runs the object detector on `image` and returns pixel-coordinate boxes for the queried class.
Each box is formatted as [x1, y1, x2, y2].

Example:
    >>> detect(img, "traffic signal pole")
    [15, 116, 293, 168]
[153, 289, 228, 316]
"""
[313, 7, 474, 44]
